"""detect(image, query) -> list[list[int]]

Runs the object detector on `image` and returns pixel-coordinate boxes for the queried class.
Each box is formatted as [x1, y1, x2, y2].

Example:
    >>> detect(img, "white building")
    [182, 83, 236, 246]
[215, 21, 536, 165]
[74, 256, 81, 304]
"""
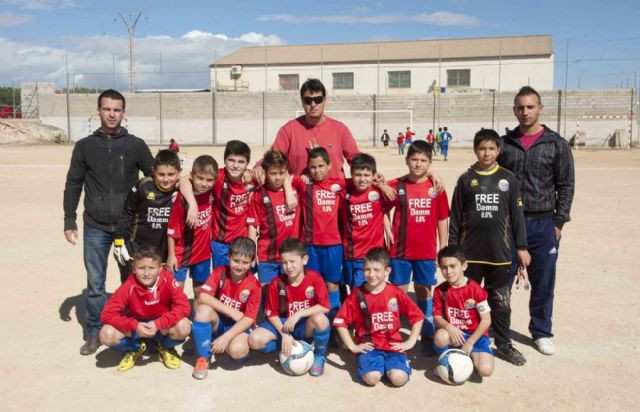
[210, 35, 554, 94]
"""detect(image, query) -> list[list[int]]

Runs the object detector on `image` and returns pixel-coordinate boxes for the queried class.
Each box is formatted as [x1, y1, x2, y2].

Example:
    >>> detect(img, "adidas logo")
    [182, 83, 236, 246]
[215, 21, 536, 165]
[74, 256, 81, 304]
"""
[549, 247, 557, 254]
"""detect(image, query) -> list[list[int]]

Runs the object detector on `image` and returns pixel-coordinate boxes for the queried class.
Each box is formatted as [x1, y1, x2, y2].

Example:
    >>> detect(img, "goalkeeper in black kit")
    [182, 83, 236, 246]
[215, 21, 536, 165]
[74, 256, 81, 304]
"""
[113, 150, 182, 282]
[448, 129, 531, 366]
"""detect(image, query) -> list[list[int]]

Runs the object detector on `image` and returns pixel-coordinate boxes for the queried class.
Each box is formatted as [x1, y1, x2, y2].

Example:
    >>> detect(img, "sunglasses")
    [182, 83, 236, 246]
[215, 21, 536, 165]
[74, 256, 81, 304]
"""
[302, 96, 325, 105]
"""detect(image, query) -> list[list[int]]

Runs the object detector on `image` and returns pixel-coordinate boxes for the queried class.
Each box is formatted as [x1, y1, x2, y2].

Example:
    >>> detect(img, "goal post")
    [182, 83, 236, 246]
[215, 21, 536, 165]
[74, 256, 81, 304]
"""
[574, 115, 631, 149]
[295, 109, 413, 147]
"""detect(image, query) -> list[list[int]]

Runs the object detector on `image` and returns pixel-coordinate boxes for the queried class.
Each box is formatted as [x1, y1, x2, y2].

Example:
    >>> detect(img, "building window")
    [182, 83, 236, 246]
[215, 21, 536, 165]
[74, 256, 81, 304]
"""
[333, 72, 354, 89]
[388, 71, 411, 88]
[279, 74, 299, 91]
[447, 69, 470, 88]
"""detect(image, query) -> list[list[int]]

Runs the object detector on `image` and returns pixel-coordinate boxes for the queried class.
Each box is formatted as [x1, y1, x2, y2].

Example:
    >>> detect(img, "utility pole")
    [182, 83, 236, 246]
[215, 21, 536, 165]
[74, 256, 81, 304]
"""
[118, 11, 142, 93]
[563, 38, 569, 137]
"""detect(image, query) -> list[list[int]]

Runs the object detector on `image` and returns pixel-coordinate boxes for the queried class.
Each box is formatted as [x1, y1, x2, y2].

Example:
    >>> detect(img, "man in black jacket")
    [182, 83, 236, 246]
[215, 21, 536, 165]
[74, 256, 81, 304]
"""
[63, 89, 153, 355]
[498, 86, 575, 359]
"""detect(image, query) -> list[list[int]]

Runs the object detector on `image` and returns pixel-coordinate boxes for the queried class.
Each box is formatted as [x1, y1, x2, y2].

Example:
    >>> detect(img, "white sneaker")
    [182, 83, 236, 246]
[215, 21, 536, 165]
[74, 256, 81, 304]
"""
[534, 338, 556, 355]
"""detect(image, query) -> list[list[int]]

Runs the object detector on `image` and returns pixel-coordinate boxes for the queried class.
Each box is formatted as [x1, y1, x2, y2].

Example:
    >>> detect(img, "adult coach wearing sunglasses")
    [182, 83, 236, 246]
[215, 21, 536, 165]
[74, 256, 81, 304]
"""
[252, 78, 359, 181]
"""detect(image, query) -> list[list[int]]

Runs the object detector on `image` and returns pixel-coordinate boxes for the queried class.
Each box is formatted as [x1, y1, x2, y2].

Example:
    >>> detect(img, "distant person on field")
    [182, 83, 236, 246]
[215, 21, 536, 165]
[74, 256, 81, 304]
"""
[404, 127, 415, 145]
[396, 132, 405, 156]
[435, 127, 443, 155]
[63, 89, 153, 356]
[440, 126, 453, 161]
[426, 129, 436, 155]
[498, 86, 575, 356]
[168, 138, 180, 153]
[380, 129, 390, 152]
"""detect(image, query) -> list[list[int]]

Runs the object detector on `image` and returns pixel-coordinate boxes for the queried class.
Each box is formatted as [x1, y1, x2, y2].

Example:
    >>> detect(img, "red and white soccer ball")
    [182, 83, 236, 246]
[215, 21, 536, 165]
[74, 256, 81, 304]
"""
[279, 340, 314, 376]
[436, 349, 474, 385]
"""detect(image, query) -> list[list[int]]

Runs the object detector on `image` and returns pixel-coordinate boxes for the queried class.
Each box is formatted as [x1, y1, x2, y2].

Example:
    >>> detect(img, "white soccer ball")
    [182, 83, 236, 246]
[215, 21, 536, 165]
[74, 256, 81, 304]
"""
[279, 340, 314, 376]
[436, 349, 474, 385]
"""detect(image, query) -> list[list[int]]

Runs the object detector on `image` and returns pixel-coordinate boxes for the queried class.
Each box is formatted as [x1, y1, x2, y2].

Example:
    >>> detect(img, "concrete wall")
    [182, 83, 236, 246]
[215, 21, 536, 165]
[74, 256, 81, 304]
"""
[26, 85, 637, 148]
[211, 56, 554, 94]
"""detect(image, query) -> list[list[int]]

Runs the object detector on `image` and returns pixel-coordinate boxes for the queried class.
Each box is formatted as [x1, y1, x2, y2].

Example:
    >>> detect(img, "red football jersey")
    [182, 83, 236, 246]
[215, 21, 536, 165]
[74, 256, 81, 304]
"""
[333, 283, 424, 353]
[247, 186, 301, 262]
[100, 268, 190, 332]
[385, 177, 449, 259]
[212, 168, 250, 243]
[264, 270, 330, 318]
[167, 190, 213, 266]
[432, 279, 490, 336]
[199, 266, 261, 322]
[341, 184, 385, 260]
[292, 176, 345, 246]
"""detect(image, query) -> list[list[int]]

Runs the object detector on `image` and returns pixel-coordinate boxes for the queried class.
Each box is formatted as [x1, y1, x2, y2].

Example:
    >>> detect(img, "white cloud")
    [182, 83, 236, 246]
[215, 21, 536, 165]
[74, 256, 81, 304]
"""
[0, 30, 285, 89]
[0, 0, 77, 10]
[0, 11, 34, 27]
[257, 10, 481, 27]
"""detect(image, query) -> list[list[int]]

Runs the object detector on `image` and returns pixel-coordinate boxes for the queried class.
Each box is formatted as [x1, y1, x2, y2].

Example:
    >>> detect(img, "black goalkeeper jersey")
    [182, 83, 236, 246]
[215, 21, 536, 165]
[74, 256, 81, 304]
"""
[449, 164, 527, 264]
[115, 176, 176, 261]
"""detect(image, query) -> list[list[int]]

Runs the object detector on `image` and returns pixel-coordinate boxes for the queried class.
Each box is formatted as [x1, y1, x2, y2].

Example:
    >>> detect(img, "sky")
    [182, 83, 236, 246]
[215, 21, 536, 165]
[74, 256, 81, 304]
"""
[1, 0, 639, 91]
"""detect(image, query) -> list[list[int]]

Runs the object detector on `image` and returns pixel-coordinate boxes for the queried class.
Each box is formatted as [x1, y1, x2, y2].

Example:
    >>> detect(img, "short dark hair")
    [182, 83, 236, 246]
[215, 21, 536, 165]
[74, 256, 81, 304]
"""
[300, 78, 326, 98]
[279, 237, 307, 257]
[307, 146, 331, 165]
[406, 140, 432, 160]
[437, 245, 467, 264]
[350, 152, 376, 174]
[98, 89, 126, 110]
[473, 128, 501, 150]
[224, 140, 251, 162]
[192, 154, 218, 176]
[262, 150, 289, 172]
[438, 127, 442, 132]
[515, 86, 542, 105]
[153, 149, 181, 171]
[364, 247, 390, 269]
[133, 245, 162, 263]
[229, 237, 256, 260]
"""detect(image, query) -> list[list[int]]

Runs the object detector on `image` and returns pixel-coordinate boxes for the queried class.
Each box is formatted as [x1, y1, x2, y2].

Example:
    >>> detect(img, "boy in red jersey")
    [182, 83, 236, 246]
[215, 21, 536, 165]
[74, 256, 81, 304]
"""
[99, 246, 191, 372]
[191, 237, 262, 379]
[248, 238, 331, 377]
[433, 246, 494, 378]
[334, 248, 424, 387]
[248, 150, 300, 286]
[385, 140, 449, 353]
[341, 153, 391, 290]
[290, 147, 345, 319]
[167, 155, 217, 293]
[113, 150, 182, 282]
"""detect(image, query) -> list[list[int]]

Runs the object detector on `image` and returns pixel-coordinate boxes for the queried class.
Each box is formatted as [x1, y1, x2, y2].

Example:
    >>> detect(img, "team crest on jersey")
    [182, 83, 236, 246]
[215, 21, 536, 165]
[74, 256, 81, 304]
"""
[464, 299, 477, 310]
[470, 179, 479, 187]
[517, 197, 523, 207]
[428, 188, 438, 198]
[171, 192, 178, 202]
[305, 286, 316, 299]
[398, 188, 405, 196]
[239, 289, 250, 303]
[498, 179, 509, 192]
[147, 192, 156, 200]
[368, 191, 380, 202]
[172, 279, 180, 288]
[388, 298, 399, 312]
[223, 182, 229, 189]
[263, 195, 271, 204]
[330, 184, 342, 193]
[209, 193, 214, 203]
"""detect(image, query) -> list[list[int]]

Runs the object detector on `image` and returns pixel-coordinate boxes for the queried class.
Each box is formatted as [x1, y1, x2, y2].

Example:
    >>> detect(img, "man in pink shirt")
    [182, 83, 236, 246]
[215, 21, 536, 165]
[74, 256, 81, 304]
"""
[252, 79, 360, 181]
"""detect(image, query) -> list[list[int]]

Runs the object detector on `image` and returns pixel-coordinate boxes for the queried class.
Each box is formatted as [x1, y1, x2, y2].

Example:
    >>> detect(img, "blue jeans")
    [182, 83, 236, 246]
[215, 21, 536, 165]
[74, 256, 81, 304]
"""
[83, 224, 114, 337]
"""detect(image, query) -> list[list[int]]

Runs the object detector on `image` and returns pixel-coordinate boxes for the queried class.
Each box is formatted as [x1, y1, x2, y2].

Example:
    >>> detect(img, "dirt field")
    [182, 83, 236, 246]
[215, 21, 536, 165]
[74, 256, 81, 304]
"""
[1, 144, 639, 411]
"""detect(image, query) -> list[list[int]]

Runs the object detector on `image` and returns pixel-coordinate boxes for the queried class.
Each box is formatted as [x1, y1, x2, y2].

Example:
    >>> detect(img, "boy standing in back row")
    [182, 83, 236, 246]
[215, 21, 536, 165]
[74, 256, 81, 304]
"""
[449, 128, 530, 365]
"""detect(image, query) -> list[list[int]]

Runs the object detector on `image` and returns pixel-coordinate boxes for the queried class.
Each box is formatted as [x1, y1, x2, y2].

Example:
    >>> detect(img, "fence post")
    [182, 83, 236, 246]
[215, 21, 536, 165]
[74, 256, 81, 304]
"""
[372, 94, 377, 147]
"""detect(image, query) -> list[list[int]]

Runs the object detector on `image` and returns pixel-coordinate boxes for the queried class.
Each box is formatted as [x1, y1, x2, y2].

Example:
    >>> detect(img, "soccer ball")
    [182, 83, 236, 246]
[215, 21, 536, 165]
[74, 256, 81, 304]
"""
[279, 340, 314, 376]
[436, 349, 474, 385]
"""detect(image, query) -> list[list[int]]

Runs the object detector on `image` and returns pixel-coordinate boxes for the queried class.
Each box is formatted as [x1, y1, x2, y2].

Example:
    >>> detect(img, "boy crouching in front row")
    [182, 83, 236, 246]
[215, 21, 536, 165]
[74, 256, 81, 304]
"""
[334, 248, 424, 387]
[433, 246, 494, 378]
[100, 246, 191, 372]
